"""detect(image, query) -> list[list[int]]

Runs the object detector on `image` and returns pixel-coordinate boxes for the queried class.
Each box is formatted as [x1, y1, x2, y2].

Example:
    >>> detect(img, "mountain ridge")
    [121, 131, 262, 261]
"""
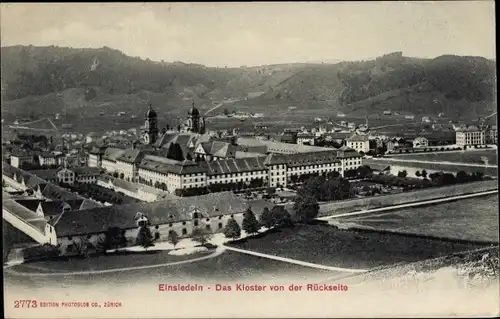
[1, 46, 496, 119]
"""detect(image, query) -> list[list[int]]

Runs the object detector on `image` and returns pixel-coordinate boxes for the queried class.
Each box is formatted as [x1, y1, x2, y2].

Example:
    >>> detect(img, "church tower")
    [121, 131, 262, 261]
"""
[187, 100, 201, 133]
[144, 103, 159, 145]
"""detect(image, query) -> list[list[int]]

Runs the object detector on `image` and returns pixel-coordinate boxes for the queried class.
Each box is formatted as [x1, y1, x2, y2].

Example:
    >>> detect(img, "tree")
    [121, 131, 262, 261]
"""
[259, 207, 274, 228]
[191, 227, 211, 245]
[223, 218, 241, 240]
[421, 169, 428, 179]
[271, 206, 293, 228]
[356, 165, 372, 179]
[293, 195, 319, 222]
[266, 187, 276, 196]
[112, 172, 118, 178]
[415, 170, 421, 177]
[96, 227, 127, 253]
[242, 208, 260, 235]
[167, 230, 179, 248]
[456, 170, 470, 183]
[223, 108, 229, 116]
[136, 225, 155, 248]
[397, 170, 408, 178]
[186, 153, 193, 161]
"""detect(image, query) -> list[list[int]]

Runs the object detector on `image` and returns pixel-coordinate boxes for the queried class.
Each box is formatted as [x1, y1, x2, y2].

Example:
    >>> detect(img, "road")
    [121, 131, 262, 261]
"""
[5, 247, 227, 276]
[386, 146, 497, 157]
[203, 98, 243, 117]
[222, 244, 368, 273]
[317, 189, 498, 220]
[368, 157, 498, 168]
[371, 121, 420, 130]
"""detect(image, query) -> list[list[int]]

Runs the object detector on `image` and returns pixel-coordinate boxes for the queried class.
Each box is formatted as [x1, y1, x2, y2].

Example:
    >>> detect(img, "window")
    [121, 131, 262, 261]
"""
[154, 232, 160, 240]
[206, 218, 210, 222]
[86, 234, 91, 239]
[182, 228, 187, 235]
[194, 220, 199, 226]
[155, 225, 159, 229]
[182, 222, 186, 225]
[218, 215, 222, 220]
[68, 236, 73, 241]
[169, 223, 173, 227]
[218, 222, 223, 229]
[205, 224, 211, 230]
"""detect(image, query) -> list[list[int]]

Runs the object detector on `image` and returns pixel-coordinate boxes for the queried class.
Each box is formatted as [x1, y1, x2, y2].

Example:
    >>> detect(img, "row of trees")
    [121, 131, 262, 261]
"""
[223, 206, 293, 239]
[297, 175, 354, 202]
[61, 182, 139, 205]
[174, 179, 266, 197]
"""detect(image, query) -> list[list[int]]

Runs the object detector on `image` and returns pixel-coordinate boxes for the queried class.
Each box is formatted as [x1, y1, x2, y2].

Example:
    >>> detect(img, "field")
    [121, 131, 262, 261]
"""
[227, 224, 486, 270]
[364, 158, 498, 176]
[335, 194, 499, 242]
[12, 249, 214, 274]
[5, 250, 332, 289]
[387, 149, 498, 165]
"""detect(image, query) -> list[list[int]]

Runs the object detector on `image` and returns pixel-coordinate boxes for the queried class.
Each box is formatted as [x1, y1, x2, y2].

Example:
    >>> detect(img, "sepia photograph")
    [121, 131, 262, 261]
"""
[1, 1, 498, 318]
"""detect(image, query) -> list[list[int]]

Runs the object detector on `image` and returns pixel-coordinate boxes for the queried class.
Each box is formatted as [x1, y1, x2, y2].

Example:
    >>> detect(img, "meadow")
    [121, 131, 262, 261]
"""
[387, 149, 498, 165]
[336, 194, 499, 242]
[227, 224, 485, 270]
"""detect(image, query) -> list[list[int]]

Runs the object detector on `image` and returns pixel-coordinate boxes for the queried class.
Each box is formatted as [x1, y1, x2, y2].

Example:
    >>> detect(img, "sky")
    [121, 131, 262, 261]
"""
[0, 2, 496, 67]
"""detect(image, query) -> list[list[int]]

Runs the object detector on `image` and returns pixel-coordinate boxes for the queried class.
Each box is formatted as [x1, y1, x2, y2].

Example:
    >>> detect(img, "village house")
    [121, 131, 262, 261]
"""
[38, 152, 57, 167]
[296, 133, 316, 146]
[488, 125, 497, 144]
[346, 134, 370, 153]
[88, 146, 107, 168]
[456, 126, 486, 149]
[194, 140, 237, 161]
[412, 136, 429, 148]
[10, 150, 34, 168]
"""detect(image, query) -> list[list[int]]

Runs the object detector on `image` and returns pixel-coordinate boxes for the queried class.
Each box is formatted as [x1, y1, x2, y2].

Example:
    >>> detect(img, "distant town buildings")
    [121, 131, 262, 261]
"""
[455, 126, 486, 148]
[296, 133, 315, 145]
[346, 134, 370, 153]
[412, 137, 429, 148]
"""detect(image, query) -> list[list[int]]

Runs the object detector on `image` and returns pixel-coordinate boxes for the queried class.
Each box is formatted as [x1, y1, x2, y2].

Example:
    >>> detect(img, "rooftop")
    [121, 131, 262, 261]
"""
[52, 192, 273, 237]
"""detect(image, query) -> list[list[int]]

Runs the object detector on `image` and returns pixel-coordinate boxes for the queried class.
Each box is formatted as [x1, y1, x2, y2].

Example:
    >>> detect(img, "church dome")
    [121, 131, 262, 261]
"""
[145, 104, 157, 119]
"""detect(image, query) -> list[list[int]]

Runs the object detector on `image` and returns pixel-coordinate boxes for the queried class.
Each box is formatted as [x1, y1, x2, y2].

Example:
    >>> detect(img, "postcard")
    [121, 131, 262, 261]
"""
[2, 2, 498, 318]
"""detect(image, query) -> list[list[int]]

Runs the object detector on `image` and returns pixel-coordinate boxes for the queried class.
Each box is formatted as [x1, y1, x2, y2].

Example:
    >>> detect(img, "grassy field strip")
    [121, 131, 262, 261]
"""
[388, 148, 498, 157]
[222, 244, 368, 273]
[5, 247, 226, 277]
[318, 190, 498, 220]
[370, 157, 498, 168]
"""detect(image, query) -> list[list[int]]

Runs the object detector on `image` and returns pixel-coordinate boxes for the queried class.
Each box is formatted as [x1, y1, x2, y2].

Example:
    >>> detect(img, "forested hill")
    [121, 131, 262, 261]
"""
[1, 47, 496, 118]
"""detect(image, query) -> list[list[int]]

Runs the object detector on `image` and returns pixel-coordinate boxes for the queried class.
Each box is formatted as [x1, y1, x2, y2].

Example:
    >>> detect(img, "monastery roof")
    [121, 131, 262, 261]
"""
[205, 157, 267, 175]
[138, 155, 206, 175]
[456, 125, 482, 132]
[116, 148, 145, 164]
[52, 192, 273, 237]
[236, 137, 334, 154]
[264, 151, 342, 167]
[102, 147, 127, 162]
[2, 199, 47, 233]
[26, 169, 59, 181]
[198, 140, 237, 158]
[234, 151, 267, 159]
